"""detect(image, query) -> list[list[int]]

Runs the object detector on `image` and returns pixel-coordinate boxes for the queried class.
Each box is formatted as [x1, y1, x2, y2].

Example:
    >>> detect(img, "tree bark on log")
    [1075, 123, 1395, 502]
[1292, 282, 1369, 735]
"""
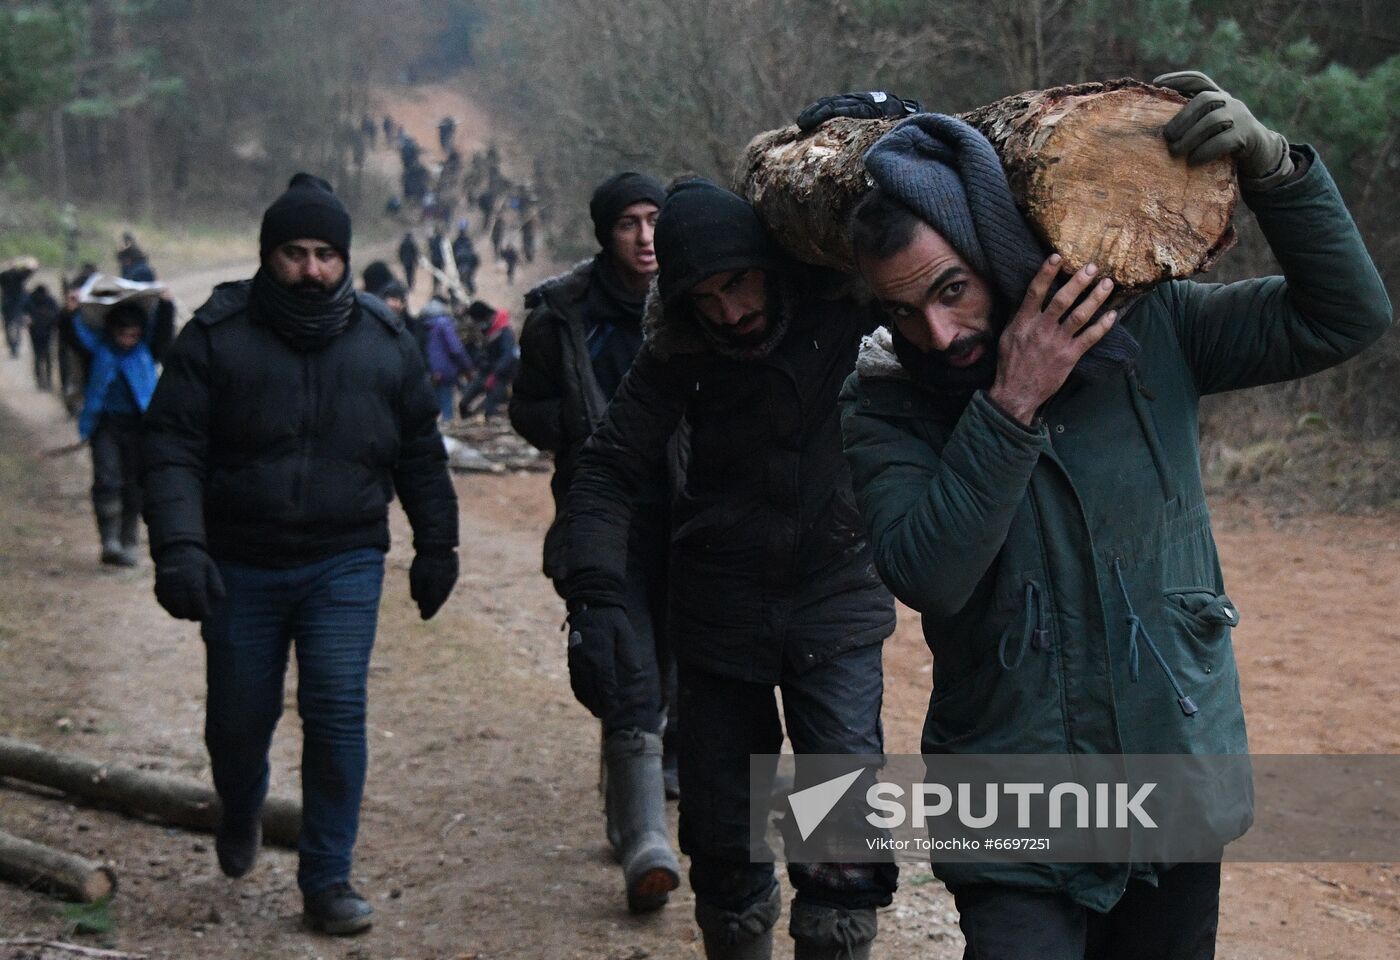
[735, 78, 1238, 291]
[0, 738, 300, 848]
[0, 830, 116, 903]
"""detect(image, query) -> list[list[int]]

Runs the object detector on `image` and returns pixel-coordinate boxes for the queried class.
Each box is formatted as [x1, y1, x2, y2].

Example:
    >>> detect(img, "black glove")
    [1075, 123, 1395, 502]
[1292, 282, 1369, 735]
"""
[153, 544, 226, 622]
[796, 91, 923, 133]
[565, 603, 632, 719]
[409, 547, 458, 620]
[1155, 70, 1293, 186]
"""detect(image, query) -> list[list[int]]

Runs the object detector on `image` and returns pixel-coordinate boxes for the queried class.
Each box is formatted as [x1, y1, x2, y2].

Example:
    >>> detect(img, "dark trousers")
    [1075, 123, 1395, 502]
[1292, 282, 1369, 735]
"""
[201, 547, 386, 894]
[604, 505, 674, 736]
[90, 414, 143, 522]
[678, 642, 897, 913]
[952, 862, 1221, 960]
[3, 307, 20, 358]
[30, 331, 52, 390]
[458, 358, 518, 418]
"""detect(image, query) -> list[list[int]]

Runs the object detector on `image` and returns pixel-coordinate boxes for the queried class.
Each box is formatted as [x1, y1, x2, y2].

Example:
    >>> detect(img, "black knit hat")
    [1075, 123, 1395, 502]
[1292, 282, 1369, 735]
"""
[654, 178, 778, 307]
[259, 172, 352, 262]
[589, 172, 666, 248]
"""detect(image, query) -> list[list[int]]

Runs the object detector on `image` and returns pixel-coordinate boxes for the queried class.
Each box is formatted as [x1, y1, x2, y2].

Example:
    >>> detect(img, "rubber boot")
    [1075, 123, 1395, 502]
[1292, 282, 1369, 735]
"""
[603, 728, 680, 913]
[118, 509, 142, 567]
[661, 721, 680, 800]
[600, 726, 622, 860]
[96, 503, 130, 566]
[790, 901, 877, 960]
[696, 883, 781, 960]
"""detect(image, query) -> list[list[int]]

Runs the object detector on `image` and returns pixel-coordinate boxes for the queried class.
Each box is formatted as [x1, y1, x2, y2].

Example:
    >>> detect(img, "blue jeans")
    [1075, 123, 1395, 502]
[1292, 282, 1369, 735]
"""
[201, 547, 385, 894]
[433, 381, 456, 422]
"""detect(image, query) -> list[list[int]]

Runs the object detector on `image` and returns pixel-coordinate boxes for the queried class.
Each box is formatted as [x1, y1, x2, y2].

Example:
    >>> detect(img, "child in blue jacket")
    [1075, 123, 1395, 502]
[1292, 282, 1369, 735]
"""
[72, 293, 174, 565]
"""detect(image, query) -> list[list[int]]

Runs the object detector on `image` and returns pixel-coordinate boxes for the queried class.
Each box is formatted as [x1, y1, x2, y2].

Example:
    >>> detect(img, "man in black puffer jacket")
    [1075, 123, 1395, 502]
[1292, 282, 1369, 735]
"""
[563, 179, 897, 960]
[142, 173, 458, 937]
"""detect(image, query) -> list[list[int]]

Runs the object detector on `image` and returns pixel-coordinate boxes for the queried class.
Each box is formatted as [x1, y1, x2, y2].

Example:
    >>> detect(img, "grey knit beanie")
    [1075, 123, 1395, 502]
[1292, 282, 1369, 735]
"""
[863, 114, 1139, 380]
[863, 114, 1044, 306]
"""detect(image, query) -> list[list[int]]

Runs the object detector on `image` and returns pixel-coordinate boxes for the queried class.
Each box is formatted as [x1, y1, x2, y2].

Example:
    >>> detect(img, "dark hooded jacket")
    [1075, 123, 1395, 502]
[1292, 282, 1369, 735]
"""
[511, 258, 678, 587]
[839, 148, 1391, 907]
[562, 264, 895, 682]
[142, 280, 457, 567]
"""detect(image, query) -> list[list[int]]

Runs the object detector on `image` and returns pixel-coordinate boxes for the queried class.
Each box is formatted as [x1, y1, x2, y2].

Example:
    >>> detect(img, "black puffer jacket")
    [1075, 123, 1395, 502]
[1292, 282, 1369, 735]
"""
[564, 267, 895, 682]
[143, 280, 457, 567]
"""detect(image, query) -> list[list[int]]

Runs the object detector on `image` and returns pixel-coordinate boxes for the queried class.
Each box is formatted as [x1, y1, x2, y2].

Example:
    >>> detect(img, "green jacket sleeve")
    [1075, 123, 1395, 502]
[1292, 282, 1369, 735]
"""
[1167, 146, 1392, 396]
[842, 386, 1048, 617]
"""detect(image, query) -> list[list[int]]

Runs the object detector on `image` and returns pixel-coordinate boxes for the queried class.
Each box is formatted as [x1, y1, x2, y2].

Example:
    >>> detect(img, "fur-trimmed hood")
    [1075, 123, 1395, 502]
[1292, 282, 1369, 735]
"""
[523, 258, 593, 313]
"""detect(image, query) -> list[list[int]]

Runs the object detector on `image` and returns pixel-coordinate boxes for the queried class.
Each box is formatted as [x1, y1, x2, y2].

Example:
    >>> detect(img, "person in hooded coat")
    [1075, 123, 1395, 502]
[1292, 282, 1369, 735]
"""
[834, 72, 1392, 960]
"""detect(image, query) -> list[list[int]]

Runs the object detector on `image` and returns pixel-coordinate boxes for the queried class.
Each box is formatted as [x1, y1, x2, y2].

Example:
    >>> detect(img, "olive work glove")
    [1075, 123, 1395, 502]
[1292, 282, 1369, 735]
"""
[796, 91, 923, 133]
[1154, 70, 1294, 188]
[565, 602, 631, 719]
[154, 543, 226, 622]
[409, 547, 458, 620]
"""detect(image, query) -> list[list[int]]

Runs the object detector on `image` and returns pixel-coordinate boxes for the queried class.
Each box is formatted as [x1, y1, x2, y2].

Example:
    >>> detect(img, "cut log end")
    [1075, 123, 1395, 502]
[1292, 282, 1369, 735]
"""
[999, 85, 1238, 288]
[0, 829, 117, 903]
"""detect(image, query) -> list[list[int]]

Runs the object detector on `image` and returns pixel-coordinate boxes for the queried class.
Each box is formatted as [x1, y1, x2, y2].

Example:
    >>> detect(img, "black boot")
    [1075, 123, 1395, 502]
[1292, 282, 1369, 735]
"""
[790, 901, 877, 959]
[95, 505, 129, 566]
[303, 882, 374, 935]
[214, 815, 261, 878]
[118, 509, 142, 566]
[696, 883, 782, 960]
[604, 728, 680, 913]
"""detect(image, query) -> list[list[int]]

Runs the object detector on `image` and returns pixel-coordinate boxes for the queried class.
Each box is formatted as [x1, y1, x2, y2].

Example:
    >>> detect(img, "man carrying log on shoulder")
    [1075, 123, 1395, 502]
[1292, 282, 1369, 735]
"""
[562, 176, 903, 958]
[141, 173, 460, 936]
[832, 72, 1391, 958]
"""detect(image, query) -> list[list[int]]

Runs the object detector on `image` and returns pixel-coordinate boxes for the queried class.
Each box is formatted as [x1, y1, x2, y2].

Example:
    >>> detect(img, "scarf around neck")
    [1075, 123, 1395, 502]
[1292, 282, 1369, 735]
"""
[251, 267, 356, 351]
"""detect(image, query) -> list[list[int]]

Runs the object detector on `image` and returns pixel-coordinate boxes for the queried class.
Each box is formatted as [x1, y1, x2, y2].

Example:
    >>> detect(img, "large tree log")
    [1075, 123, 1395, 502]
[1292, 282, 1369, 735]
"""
[735, 79, 1238, 292]
[0, 830, 116, 902]
[0, 738, 299, 848]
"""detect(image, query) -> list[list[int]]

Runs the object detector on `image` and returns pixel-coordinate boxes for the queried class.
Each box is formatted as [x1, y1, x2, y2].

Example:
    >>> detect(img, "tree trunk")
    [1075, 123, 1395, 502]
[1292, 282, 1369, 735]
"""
[0, 830, 116, 903]
[0, 738, 300, 848]
[735, 78, 1238, 292]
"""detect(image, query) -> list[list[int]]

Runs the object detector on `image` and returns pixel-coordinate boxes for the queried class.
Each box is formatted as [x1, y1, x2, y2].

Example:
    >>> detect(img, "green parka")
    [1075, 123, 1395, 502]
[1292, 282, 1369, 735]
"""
[839, 148, 1391, 909]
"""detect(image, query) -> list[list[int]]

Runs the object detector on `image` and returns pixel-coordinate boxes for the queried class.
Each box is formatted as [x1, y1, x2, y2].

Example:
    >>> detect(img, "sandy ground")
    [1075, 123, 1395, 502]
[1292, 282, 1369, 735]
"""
[2, 82, 1399, 960]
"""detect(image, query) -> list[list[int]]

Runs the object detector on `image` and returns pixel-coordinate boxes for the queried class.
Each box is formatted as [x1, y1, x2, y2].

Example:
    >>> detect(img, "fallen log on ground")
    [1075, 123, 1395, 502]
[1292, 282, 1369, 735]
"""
[0, 830, 116, 903]
[0, 737, 299, 848]
[0, 940, 147, 960]
[736, 78, 1238, 291]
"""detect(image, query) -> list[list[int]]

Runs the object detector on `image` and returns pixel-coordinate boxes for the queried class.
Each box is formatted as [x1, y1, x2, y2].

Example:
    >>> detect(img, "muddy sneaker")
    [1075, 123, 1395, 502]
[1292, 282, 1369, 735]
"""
[303, 883, 374, 935]
[214, 816, 261, 878]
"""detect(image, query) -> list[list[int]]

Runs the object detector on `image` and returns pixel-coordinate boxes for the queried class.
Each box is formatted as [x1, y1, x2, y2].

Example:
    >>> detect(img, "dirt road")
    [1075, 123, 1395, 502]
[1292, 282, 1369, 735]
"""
[2, 84, 1398, 960]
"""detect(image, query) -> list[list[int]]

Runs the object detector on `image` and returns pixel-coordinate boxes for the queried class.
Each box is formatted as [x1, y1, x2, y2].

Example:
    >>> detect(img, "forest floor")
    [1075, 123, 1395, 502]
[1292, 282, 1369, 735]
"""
[1, 80, 1397, 960]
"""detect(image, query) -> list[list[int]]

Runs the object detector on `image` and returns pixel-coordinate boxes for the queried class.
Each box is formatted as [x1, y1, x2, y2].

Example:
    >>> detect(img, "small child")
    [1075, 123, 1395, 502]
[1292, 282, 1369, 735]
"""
[71, 291, 173, 565]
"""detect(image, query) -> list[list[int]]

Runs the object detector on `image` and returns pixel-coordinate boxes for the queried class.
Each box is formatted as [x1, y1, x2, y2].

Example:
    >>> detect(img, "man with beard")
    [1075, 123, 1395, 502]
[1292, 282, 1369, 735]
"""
[142, 173, 460, 936]
[561, 178, 898, 958]
[837, 74, 1391, 959]
[509, 172, 686, 914]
